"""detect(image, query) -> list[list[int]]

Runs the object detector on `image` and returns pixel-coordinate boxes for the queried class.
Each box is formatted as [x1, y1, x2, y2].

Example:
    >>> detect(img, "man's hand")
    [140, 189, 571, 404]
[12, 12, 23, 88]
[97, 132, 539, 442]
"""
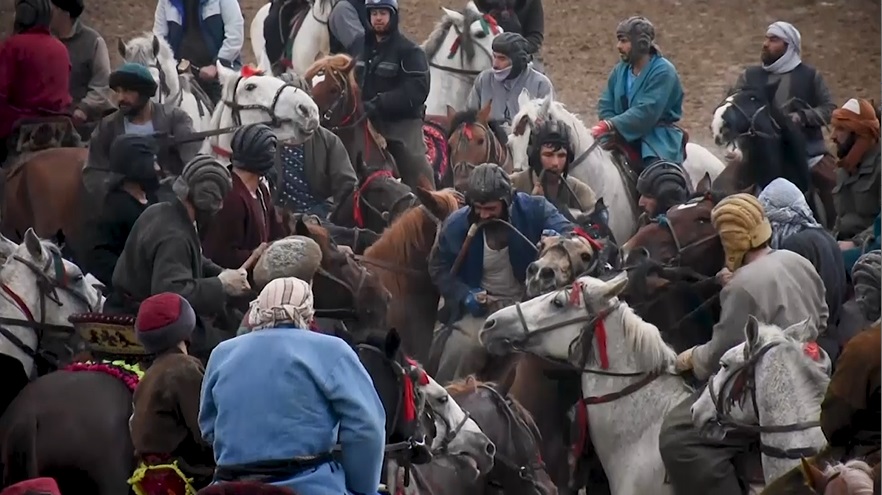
[675, 346, 695, 372]
[362, 98, 380, 117]
[590, 120, 613, 139]
[72, 108, 87, 123]
[218, 268, 251, 296]
[716, 267, 734, 287]
[789, 112, 802, 125]
[199, 65, 218, 81]
[463, 289, 488, 318]
[531, 182, 544, 196]
[838, 240, 857, 250]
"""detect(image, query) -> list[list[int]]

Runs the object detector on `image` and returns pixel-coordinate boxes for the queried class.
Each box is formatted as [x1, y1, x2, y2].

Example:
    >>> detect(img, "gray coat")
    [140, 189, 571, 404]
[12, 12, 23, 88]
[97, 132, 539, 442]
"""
[467, 66, 553, 123]
[302, 126, 359, 206]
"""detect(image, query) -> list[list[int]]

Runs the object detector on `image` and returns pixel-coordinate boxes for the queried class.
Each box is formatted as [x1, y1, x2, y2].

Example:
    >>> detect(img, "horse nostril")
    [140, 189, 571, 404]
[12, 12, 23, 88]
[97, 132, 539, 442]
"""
[539, 267, 554, 280]
[483, 318, 497, 330]
[297, 104, 309, 116]
[484, 440, 496, 457]
[526, 262, 538, 276]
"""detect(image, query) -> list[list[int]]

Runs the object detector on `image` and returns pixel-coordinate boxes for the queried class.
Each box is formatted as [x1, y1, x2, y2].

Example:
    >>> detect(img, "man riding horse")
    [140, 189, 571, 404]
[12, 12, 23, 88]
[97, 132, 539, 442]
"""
[635, 161, 691, 223]
[659, 193, 829, 495]
[84, 62, 201, 199]
[592, 16, 686, 176]
[429, 163, 572, 383]
[467, 32, 552, 126]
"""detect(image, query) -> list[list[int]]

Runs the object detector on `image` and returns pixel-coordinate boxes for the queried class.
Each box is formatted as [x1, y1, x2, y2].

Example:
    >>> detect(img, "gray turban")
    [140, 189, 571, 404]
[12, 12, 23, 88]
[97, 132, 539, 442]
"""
[853, 250, 881, 322]
[491, 32, 530, 78]
[616, 16, 660, 59]
[172, 154, 233, 213]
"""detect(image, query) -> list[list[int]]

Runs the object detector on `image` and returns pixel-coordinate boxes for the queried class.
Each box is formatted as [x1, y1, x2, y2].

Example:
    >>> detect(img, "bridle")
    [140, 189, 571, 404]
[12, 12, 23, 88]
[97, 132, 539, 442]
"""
[717, 91, 780, 143]
[310, 67, 366, 132]
[313, 253, 370, 315]
[149, 58, 183, 109]
[706, 342, 823, 459]
[426, 394, 473, 456]
[0, 250, 97, 370]
[450, 121, 509, 175]
[650, 208, 720, 266]
[351, 169, 417, 229]
[224, 75, 306, 129]
[534, 229, 605, 283]
[427, 14, 498, 78]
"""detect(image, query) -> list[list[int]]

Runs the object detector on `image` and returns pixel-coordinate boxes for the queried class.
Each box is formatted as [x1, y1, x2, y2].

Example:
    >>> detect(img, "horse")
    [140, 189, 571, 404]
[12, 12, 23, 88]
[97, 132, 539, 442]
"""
[710, 82, 834, 228]
[447, 376, 557, 495]
[525, 231, 605, 298]
[691, 315, 831, 488]
[358, 187, 461, 363]
[422, 2, 502, 118]
[329, 159, 419, 233]
[507, 92, 726, 242]
[802, 459, 879, 495]
[445, 102, 512, 190]
[118, 33, 214, 132]
[0, 229, 103, 418]
[250, 0, 334, 76]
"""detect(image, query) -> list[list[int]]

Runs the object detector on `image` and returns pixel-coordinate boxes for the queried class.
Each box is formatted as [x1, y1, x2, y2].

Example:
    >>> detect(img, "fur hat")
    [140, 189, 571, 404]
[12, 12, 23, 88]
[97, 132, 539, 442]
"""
[252, 236, 323, 290]
[135, 293, 196, 353]
[197, 482, 297, 495]
[711, 193, 772, 271]
[0, 478, 60, 495]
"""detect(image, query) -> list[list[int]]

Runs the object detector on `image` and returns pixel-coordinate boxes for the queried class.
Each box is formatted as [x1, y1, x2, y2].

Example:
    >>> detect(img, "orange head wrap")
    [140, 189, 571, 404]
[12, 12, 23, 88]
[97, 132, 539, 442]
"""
[831, 98, 880, 173]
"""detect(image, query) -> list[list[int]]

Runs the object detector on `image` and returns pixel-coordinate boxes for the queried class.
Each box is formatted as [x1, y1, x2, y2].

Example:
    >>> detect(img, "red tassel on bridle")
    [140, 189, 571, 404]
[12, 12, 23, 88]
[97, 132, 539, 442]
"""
[402, 373, 416, 422]
[240, 65, 263, 78]
[573, 226, 604, 252]
[569, 280, 609, 370]
[352, 170, 393, 228]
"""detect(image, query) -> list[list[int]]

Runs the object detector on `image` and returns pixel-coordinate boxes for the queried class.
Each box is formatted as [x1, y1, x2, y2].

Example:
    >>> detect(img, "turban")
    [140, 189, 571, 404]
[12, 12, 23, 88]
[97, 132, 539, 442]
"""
[852, 250, 881, 322]
[764, 21, 802, 74]
[173, 155, 233, 213]
[711, 193, 772, 271]
[135, 293, 196, 354]
[247, 277, 314, 330]
[758, 178, 821, 248]
[832, 98, 881, 173]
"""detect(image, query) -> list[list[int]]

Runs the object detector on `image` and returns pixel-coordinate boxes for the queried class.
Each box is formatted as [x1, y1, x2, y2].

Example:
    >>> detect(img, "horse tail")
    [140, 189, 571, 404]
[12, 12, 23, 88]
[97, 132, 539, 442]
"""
[1, 415, 40, 485]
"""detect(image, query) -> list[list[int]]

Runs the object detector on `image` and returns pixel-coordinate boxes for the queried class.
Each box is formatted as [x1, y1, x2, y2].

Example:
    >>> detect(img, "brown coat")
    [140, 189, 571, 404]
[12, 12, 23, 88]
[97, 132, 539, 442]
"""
[201, 173, 286, 269]
[510, 170, 596, 214]
[130, 349, 214, 478]
[821, 321, 881, 452]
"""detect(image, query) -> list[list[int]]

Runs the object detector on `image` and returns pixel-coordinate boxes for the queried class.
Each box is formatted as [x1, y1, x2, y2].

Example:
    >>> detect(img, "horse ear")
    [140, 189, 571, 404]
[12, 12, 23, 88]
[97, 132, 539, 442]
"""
[477, 100, 492, 123]
[601, 271, 628, 299]
[744, 315, 761, 351]
[517, 88, 532, 109]
[414, 186, 437, 212]
[293, 218, 311, 237]
[441, 6, 464, 23]
[344, 55, 356, 72]
[384, 328, 402, 358]
[800, 458, 827, 493]
[151, 36, 161, 58]
[23, 228, 43, 259]
[446, 105, 457, 127]
[538, 94, 552, 117]
[117, 38, 127, 59]
[696, 172, 712, 194]
[783, 319, 817, 343]
[739, 183, 756, 196]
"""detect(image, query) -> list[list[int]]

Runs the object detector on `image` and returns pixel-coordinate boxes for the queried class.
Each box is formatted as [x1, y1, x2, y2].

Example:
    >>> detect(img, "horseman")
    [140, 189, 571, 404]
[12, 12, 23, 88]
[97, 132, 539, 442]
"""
[49, 0, 114, 132]
[81, 134, 162, 290]
[0, 0, 73, 165]
[152, 0, 245, 104]
[510, 118, 595, 214]
[466, 32, 553, 126]
[829, 98, 881, 242]
[429, 163, 572, 383]
[357, 0, 435, 189]
[199, 277, 386, 494]
[129, 293, 215, 494]
[202, 124, 286, 269]
[658, 193, 828, 495]
[473, 0, 545, 73]
[106, 155, 251, 335]
[635, 161, 690, 222]
[593, 16, 685, 175]
[84, 62, 201, 199]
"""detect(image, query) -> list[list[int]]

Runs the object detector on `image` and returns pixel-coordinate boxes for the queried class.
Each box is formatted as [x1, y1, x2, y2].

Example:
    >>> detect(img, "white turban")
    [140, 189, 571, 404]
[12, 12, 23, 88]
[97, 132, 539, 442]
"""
[247, 277, 314, 330]
[764, 21, 802, 74]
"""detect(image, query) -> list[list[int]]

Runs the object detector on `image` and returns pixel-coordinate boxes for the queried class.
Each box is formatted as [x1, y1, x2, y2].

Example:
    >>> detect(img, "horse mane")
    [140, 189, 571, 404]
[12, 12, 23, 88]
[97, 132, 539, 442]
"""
[304, 223, 336, 255]
[615, 301, 678, 372]
[448, 109, 509, 144]
[124, 32, 175, 64]
[821, 460, 875, 494]
[446, 375, 543, 442]
[423, 6, 484, 61]
[304, 54, 361, 98]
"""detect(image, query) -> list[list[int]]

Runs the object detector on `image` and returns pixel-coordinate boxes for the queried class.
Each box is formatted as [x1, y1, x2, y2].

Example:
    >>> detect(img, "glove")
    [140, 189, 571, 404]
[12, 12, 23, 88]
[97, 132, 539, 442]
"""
[363, 98, 380, 117]
[463, 289, 487, 318]
[541, 229, 560, 238]
[218, 268, 251, 296]
[675, 346, 695, 372]
[590, 120, 613, 139]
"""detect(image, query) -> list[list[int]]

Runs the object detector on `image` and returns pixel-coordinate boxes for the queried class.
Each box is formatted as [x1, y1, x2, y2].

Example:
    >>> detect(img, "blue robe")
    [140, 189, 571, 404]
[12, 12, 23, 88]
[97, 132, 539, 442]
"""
[429, 192, 573, 313]
[199, 327, 386, 495]
[597, 54, 686, 164]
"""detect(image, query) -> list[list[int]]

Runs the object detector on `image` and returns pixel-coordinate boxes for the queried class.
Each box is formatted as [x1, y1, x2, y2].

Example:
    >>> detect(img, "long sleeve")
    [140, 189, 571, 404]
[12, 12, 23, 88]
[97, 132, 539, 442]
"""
[535, 75, 553, 100]
[375, 46, 429, 119]
[799, 70, 835, 128]
[321, 347, 385, 495]
[540, 197, 574, 233]
[325, 133, 358, 206]
[329, 3, 365, 57]
[152, 0, 169, 39]
[518, 0, 544, 54]
[692, 285, 758, 380]
[85, 214, 127, 286]
[428, 221, 472, 308]
[175, 357, 211, 447]
[217, 0, 245, 64]
[596, 67, 617, 121]
[609, 66, 678, 142]
[201, 194, 252, 269]
[151, 237, 227, 315]
[77, 37, 114, 119]
[198, 353, 220, 443]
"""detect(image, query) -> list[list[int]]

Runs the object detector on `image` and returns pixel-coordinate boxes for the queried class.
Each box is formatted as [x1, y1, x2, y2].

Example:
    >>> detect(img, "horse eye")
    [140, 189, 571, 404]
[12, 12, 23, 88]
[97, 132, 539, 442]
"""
[720, 362, 729, 370]
[552, 297, 564, 308]
[438, 395, 449, 404]
[245, 83, 257, 91]
[580, 252, 592, 261]
[477, 138, 485, 145]
[475, 31, 487, 39]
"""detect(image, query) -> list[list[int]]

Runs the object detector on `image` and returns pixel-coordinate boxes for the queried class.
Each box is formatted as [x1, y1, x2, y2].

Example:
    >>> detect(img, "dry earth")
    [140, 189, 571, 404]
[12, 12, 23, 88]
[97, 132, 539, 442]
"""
[2, 0, 880, 150]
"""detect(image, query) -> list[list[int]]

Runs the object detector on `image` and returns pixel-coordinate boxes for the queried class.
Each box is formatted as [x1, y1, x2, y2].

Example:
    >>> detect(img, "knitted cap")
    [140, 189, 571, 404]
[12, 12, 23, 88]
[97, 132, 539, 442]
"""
[135, 293, 196, 354]
[197, 481, 297, 495]
[711, 193, 772, 271]
[0, 478, 60, 495]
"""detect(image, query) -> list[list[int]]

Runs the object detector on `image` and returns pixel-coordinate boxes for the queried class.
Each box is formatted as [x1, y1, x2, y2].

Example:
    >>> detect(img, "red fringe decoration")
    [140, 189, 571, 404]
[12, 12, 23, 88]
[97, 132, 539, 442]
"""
[352, 170, 394, 228]
[803, 342, 820, 361]
[65, 362, 140, 392]
[240, 65, 263, 78]
[405, 357, 430, 385]
[482, 14, 500, 34]
[402, 372, 416, 422]
[572, 226, 603, 252]
[462, 123, 473, 141]
[447, 36, 462, 59]
[569, 280, 582, 307]
[595, 319, 609, 370]
[571, 399, 588, 460]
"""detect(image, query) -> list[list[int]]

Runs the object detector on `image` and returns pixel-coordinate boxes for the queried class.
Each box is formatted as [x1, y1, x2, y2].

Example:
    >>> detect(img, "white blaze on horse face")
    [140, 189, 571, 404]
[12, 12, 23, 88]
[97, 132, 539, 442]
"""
[711, 98, 733, 145]
[311, 73, 326, 87]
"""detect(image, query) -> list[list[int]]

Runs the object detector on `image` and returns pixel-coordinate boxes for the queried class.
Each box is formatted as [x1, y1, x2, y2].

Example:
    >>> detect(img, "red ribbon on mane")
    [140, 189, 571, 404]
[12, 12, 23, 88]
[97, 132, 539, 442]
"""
[352, 170, 394, 228]
[572, 226, 604, 252]
[240, 65, 263, 78]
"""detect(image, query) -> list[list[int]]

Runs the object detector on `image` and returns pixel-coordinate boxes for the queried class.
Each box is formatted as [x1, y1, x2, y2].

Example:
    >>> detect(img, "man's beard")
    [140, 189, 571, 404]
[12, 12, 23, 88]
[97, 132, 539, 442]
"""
[619, 50, 630, 62]
[761, 49, 782, 66]
[835, 133, 857, 159]
[372, 23, 389, 34]
[119, 100, 147, 118]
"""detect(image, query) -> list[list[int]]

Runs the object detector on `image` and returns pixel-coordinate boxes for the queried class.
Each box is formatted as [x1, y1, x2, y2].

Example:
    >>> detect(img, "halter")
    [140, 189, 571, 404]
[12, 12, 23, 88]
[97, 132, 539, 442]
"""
[351, 170, 417, 229]
[450, 121, 509, 174]
[534, 228, 605, 283]
[652, 212, 720, 265]
[224, 74, 304, 129]
[427, 395, 472, 456]
[429, 14, 498, 77]
[706, 341, 823, 459]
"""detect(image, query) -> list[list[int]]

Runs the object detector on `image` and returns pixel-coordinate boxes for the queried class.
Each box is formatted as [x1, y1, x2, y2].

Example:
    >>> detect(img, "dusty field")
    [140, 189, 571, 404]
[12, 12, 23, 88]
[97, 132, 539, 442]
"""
[1, 0, 879, 149]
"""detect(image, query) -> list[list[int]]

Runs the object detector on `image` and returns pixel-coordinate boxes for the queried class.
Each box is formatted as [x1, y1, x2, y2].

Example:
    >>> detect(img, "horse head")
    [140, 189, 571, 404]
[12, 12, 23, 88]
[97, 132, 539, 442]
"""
[304, 54, 360, 129]
[508, 91, 560, 171]
[329, 154, 416, 232]
[691, 316, 830, 480]
[801, 458, 878, 495]
[423, 2, 502, 81]
[118, 33, 180, 106]
[526, 232, 601, 298]
[446, 102, 508, 190]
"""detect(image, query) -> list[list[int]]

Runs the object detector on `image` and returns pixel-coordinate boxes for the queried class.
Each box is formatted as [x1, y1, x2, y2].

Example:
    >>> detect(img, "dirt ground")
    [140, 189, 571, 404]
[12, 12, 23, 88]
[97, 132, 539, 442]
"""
[1, 0, 879, 149]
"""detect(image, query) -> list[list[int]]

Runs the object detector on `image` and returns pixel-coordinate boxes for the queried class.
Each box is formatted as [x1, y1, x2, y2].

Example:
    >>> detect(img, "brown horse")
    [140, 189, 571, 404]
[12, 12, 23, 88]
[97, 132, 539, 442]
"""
[445, 102, 512, 190]
[329, 155, 418, 233]
[358, 187, 461, 363]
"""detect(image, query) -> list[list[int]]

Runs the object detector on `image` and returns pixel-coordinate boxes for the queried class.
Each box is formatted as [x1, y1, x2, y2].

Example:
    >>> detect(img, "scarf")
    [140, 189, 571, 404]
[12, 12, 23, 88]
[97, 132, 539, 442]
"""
[758, 177, 821, 248]
[832, 98, 881, 173]
[763, 22, 802, 75]
[247, 277, 315, 330]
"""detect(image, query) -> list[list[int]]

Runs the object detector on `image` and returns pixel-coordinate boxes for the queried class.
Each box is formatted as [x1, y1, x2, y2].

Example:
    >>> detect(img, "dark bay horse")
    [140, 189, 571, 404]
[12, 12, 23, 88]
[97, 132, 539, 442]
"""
[359, 187, 461, 363]
[445, 102, 511, 190]
[329, 155, 418, 234]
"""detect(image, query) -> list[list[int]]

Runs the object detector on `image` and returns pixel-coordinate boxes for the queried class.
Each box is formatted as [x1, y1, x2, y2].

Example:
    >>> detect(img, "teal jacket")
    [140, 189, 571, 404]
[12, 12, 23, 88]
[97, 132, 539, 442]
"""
[597, 54, 685, 164]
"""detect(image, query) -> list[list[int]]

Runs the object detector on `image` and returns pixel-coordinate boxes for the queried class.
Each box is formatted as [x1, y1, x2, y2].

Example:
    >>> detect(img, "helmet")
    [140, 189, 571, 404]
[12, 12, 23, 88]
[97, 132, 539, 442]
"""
[230, 124, 277, 174]
[491, 33, 530, 78]
[109, 63, 158, 98]
[466, 163, 513, 206]
[173, 154, 233, 213]
[616, 16, 658, 59]
[528, 119, 575, 175]
[109, 134, 158, 183]
[636, 161, 690, 210]
[14, 0, 51, 33]
[365, 0, 398, 13]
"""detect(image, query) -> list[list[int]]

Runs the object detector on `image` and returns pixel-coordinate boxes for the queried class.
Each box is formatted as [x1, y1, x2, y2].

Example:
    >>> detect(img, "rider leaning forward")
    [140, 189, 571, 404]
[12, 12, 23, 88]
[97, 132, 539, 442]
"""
[635, 161, 691, 223]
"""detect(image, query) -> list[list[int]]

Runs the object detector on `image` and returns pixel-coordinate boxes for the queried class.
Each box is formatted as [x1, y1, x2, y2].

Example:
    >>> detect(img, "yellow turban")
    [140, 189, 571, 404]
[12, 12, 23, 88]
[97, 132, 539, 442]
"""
[711, 193, 772, 271]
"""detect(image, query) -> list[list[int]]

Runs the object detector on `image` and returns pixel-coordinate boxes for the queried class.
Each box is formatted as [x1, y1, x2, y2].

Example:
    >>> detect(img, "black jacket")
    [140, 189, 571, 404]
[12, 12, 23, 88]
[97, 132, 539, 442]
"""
[357, 30, 429, 121]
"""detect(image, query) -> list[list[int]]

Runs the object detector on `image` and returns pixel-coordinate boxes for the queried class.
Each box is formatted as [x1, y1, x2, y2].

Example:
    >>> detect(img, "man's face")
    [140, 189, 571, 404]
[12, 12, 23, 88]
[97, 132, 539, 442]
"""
[472, 200, 505, 221]
[831, 127, 857, 158]
[113, 88, 147, 117]
[616, 35, 631, 62]
[48, 5, 67, 33]
[370, 9, 391, 33]
[761, 34, 787, 65]
[492, 52, 512, 71]
[539, 144, 568, 175]
[638, 194, 657, 216]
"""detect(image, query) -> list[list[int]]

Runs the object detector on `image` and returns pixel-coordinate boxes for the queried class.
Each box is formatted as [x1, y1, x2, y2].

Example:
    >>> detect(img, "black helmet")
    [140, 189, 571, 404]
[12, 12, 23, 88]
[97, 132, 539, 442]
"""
[109, 134, 158, 181]
[466, 163, 513, 206]
[230, 124, 277, 174]
[528, 119, 575, 176]
[636, 161, 690, 211]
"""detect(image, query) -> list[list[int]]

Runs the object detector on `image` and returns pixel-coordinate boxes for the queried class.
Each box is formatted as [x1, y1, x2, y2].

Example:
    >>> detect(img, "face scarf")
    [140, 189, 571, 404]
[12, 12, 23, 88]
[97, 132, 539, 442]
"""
[831, 98, 881, 173]
[757, 177, 821, 248]
[493, 66, 512, 81]
[763, 22, 802, 75]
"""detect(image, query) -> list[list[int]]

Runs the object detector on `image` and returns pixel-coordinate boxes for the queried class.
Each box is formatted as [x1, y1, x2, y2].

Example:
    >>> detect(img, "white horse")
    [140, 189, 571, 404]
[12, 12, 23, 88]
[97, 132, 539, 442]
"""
[0, 229, 103, 383]
[250, 0, 334, 76]
[204, 62, 321, 161]
[480, 272, 690, 495]
[692, 315, 830, 489]
[422, 2, 502, 116]
[118, 33, 213, 132]
[507, 91, 726, 242]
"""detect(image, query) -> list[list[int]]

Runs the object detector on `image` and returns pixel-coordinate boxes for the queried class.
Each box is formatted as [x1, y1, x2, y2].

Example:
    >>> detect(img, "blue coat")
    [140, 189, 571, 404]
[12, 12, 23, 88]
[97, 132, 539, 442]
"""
[429, 192, 573, 312]
[199, 327, 386, 495]
[597, 54, 685, 164]
[153, 0, 244, 67]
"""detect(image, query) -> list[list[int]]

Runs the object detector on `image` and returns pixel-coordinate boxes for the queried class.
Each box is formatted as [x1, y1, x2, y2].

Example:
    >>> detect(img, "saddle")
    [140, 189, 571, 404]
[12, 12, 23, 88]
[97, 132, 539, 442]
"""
[4, 116, 82, 167]
[68, 313, 150, 361]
